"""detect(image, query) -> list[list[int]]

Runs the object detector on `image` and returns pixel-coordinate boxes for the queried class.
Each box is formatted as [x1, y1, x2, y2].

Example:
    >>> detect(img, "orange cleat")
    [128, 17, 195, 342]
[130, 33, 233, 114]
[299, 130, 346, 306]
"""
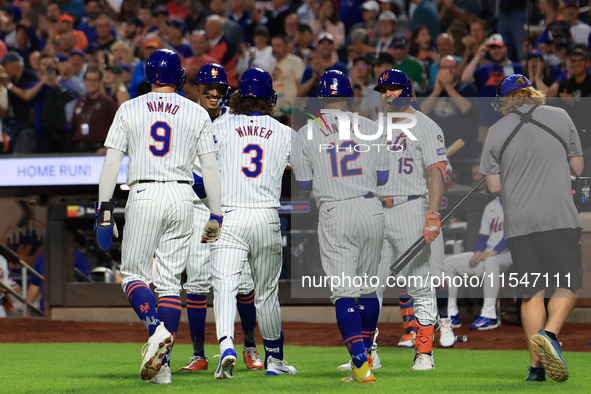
[243, 347, 264, 370]
[178, 355, 208, 371]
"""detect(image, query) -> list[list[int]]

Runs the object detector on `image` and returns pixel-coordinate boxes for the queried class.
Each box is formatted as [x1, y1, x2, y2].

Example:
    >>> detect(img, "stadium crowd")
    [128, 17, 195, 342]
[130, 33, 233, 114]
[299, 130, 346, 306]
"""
[0, 0, 589, 165]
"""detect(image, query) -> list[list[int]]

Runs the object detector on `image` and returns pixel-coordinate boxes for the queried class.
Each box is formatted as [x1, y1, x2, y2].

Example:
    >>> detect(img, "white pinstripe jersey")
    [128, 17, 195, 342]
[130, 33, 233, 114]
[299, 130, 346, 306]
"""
[479, 197, 506, 251]
[292, 112, 389, 206]
[193, 105, 228, 177]
[377, 111, 447, 197]
[213, 113, 291, 208]
[105, 91, 216, 185]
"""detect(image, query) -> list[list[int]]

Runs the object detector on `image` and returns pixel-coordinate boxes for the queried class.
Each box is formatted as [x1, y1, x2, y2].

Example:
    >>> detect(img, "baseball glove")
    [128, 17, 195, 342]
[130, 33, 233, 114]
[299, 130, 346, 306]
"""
[94, 200, 118, 252]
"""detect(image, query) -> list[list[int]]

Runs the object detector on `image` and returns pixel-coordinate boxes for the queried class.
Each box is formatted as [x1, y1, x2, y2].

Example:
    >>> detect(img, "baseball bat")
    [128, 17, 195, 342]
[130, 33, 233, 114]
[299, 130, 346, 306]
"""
[390, 176, 486, 275]
[446, 139, 465, 157]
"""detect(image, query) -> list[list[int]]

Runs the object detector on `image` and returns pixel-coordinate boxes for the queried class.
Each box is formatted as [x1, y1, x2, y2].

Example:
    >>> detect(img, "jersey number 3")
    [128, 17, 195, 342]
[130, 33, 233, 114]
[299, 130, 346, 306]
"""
[242, 144, 263, 178]
[150, 121, 171, 157]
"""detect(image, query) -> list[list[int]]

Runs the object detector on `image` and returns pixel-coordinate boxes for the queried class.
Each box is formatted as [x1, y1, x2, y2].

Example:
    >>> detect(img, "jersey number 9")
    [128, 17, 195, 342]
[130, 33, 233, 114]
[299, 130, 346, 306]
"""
[150, 121, 171, 157]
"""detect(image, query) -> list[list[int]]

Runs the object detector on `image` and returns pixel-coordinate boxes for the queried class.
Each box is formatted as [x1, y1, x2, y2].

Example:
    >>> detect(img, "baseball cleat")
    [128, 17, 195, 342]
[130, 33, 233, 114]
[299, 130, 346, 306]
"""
[147, 364, 172, 384]
[524, 366, 547, 382]
[215, 348, 237, 379]
[438, 317, 456, 348]
[140, 322, 174, 381]
[469, 316, 499, 330]
[265, 356, 297, 375]
[398, 331, 416, 348]
[341, 361, 375, 383]
[338, 360, 354, 371]
[411, 353, 435, 371]
[530, 330, 569, 382]
[371, 344, 382, 370]
[450, 314, 462, 328]
[243, 347, 264, 370]
[179, 355, 208, 371]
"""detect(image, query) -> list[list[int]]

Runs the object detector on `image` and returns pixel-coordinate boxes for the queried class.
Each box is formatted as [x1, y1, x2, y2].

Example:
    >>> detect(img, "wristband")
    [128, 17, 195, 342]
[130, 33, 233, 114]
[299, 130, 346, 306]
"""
[209, 213, 223, 224]
[6, 82, 13, 90]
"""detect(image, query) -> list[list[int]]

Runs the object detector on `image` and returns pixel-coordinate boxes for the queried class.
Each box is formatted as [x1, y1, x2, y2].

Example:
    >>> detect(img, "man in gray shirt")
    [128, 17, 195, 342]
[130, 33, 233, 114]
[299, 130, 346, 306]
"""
[480, 74, 584, 384]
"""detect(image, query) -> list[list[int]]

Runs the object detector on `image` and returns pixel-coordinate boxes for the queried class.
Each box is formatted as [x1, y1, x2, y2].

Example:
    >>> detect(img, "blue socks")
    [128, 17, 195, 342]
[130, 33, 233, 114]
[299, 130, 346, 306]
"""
[236, 291, 257, 348]
[436, 287, 449, 318]
[357, 295, 380, 353]
[187, 294, 207, 357]
[335, 298, 367, 368]
[125, 280, 160, 336]
[263, 330, 284, 362]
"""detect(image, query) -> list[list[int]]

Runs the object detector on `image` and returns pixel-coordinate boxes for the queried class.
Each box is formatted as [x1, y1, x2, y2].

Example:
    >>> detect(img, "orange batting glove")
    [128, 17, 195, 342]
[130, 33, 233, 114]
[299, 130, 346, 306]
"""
[423, 212, 440, 244]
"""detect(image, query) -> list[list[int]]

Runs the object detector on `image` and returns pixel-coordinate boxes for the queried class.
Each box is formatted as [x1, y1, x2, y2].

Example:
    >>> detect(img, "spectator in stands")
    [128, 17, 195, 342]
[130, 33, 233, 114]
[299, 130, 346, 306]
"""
[347, 28, 374, 63]
[59, 0, 86, 20]
[124, 17, 144, 51]
[350, 56, 372, 99]
[2, 51, 38, 149]
[293, 23, 314, 64]
[438, 0, 481, 33]
[206, 14, 239, 87]
[103, 64, 129, 107]
[55, 31, 77, 58]
[0, 6, 18, 48]
[27, 0, 47, 28]
[110, 41, 134, 66]
[68, 49, 86, 86]
[138, 3, 158, 35]
[95, 15, 116, 51]
[228, 0, 262, 46]
[56, 14, 88, 52]
[12, 24, 37, 66]
[338, 0, 364, 32]
[409, 25, 436, 80]
[310, 0, 345, 49]
[562, 0, 591, 46]
[32, 54, 78, 153]
[461, 33, 523, 145]
[392, 33, 427, 94]
[264, 0, 296, 38]
[167, 0, 190, 20]
[0, 254, 19, 317]
[166, 19, 192, 59]
[535, 0, 566, 52]
[129, 35, 161, 98]
[498, 0, 527, 61]
[271, 34, 305, 115]
[422, 55, 479, 159]
[120, 63, 132, 88]
[297, 0, 315, 26]
[152, 6, 171, 37]
[71, 66, 118, 152]
[410, 0, 440, 45]
[284, 13, 300, 43]
[459, 19, 490, 74]
[523, 49, 554, 96]
[185, 30, 218, 77]
[76, 0, 104, 46]
[185, 0, 211, 32]
[297, 32, 348, 97]
[55, 54, 87, 125]
[249, 25, 274, 72]
[209, 0, 244, 46]
[430, 32, 461, 88]
[350, 1, 380, 43]
[372, 10, 398, 53]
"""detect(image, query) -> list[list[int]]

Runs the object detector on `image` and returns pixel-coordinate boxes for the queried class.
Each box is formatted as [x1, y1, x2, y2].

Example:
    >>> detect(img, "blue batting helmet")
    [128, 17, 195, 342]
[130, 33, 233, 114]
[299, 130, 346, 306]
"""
[317, 70, 353, 98]
[374, 69, 412, 108]
[197, 63, 229, 85]
[146, 49, 186, 92]
[238, 68, 277, 104]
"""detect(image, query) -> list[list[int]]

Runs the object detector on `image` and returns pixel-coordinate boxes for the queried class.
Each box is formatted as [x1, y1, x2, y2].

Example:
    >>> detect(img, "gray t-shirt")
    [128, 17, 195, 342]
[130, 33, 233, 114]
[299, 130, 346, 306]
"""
[480, 104, 583, 239]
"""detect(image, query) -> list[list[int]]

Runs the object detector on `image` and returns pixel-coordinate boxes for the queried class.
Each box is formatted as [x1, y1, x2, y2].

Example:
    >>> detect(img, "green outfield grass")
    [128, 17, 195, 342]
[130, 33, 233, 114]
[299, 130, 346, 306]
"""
[1, 343, 590, 393]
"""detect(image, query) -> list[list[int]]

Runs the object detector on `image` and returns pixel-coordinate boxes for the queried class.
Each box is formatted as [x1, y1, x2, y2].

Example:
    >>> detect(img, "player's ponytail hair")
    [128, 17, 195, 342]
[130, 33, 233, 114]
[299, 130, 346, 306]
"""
[228, 90, 274, 116]
[501, 76, 545, 116]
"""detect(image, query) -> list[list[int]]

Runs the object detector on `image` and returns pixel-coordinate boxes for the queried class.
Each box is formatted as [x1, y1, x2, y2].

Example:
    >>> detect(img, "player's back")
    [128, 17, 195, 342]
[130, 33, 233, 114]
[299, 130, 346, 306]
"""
[214, 113, 291, 208]
[295, 111, 388, 205]
[106, 92, 213, 184]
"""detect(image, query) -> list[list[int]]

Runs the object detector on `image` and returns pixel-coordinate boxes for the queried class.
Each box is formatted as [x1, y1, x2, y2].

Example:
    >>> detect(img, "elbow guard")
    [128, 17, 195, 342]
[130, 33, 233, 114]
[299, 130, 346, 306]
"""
[192, 173, 207, 199]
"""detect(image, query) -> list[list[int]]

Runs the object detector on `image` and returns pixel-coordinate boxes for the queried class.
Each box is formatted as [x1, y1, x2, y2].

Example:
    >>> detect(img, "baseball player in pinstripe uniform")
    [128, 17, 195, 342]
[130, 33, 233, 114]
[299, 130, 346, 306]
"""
[292, 70, 387, 383]
[445, 197, 512, 330]
[209, 68, 296, 379]
[95, 49, 223, 384]
[374, 69, 448, 371]
[180, 63, 264, 373]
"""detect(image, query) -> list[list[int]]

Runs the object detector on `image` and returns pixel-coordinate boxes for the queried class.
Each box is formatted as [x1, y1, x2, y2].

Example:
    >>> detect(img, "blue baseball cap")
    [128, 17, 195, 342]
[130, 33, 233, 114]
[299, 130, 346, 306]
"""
[527, 49, 544, 59]
[499, 74, 531, 97]
[166, 19, 188, 35]
[70, 49, 85, 57]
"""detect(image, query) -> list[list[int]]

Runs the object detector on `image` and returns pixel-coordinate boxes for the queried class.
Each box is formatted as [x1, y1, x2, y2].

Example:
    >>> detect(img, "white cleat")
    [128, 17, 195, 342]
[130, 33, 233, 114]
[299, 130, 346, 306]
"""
[412, 353, 435, 371]
[266, 356, 297, 375]
[147, 364, 172, 384]
[140, 322, 174, 381]
[214, 348, 237, 379]
[438, 317, 456, 348]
